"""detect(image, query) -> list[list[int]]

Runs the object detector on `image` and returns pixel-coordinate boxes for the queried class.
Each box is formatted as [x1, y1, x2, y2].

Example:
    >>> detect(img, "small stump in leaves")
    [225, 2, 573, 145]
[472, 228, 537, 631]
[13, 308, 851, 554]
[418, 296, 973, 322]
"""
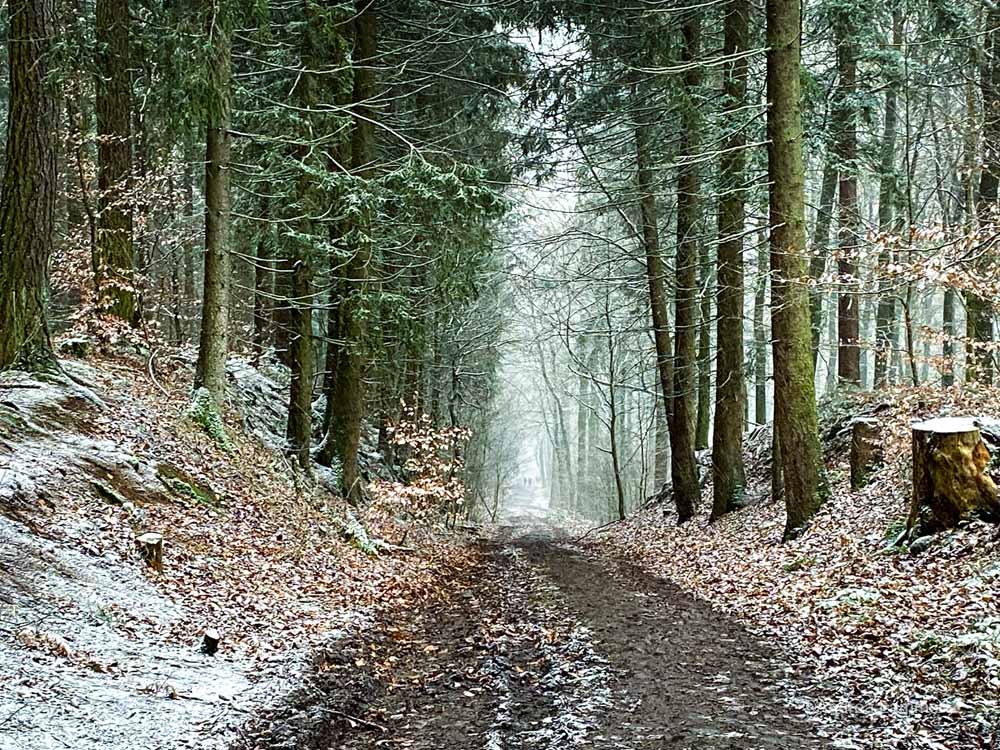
[136, 532, 164, 572]
[909, 417, 1000, 535]
[201, 628, 220, 656]
[850, 417, 882, 489]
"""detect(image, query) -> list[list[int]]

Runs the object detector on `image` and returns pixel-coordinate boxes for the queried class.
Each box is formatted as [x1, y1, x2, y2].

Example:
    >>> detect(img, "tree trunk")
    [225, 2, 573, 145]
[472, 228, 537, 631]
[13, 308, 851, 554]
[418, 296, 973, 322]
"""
[328, 0, 377, 503]
[766, 0, 827, 538]
[810, 159, 837, 369]
[696, 253, 711, 450]
[753, 232, 768, 425]
[711, 0, 749, 520]
[835, 17, 861, 386]
[285, 246, 314, 469]
[969, 6, 1000, 384]
[252, 190, 272, 360]
[635, 110, 680, 512]
[285, 10, 320, 471]
[824, 289, 839, 392]
[670, 15, 703, 525]
[605, 309, 627, 522]
[909, 417, 999, 535]
[183, 156, 197, 338]
[193, 7, 232, 406]
[850, 417, 882, 489]
[942, 288, 956, 386]
[873, 8, 902, 388]
[0, 0, 59, 371]
[577, 367, 590, 501]
[653, 380, 669, 489]
[94, 0, 137, 324]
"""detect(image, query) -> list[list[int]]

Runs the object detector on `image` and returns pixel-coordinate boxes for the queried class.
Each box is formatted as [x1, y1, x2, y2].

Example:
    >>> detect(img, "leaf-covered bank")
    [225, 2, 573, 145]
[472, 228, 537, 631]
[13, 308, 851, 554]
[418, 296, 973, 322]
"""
[0, 352, 476, 749]
[584, 386, 1000, 748]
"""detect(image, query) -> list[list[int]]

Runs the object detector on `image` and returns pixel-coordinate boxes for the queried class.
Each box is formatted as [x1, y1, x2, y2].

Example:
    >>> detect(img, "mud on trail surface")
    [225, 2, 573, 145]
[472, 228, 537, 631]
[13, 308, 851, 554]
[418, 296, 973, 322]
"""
[290, 521, 831, 750]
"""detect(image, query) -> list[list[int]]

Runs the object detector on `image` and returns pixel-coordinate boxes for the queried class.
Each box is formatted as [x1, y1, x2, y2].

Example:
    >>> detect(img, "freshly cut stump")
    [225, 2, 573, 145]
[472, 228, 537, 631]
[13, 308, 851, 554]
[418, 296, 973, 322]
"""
[136, 532, 164, 572]
[910, 417, 999, 535]
[850, 417, 882, 489]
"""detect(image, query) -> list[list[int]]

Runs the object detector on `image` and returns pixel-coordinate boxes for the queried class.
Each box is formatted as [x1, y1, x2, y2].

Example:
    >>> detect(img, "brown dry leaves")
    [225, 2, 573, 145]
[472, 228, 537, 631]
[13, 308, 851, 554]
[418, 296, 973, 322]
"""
[586, 385, 1000, 749]
[39, 352, 478, 665]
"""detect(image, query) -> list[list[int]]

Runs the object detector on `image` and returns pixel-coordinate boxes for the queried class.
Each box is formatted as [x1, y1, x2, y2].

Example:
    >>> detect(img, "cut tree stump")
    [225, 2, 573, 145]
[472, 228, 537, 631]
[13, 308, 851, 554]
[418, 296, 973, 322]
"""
[909, 417, 1000, 536]
[135, 532, 164, 572]
[201, 628, 220, 655]
[850, 417, 882, 490]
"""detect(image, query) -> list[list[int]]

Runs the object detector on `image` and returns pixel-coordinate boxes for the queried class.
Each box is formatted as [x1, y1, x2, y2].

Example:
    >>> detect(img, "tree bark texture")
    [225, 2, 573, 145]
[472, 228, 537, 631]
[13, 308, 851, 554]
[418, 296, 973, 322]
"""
[766, 0, 827, 538]
[711, 0, 749, 520]
[910, 418, 999, 535]
[95, 0, 137, 324]
[669, 14, 703, 525]
[328, 0, 376, 503]
[193, 5, 232, 405]
[835, 19, 861, 385]
[0, 0, 59, 371]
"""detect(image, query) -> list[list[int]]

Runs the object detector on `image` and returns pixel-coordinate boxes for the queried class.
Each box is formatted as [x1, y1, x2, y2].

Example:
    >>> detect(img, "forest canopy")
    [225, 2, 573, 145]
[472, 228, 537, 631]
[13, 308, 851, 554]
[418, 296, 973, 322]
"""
[0, 0, 997, 540]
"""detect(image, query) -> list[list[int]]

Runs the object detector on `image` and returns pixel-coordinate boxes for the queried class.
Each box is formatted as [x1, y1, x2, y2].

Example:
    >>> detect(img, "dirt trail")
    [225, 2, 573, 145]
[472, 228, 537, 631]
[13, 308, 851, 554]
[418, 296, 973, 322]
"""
[310, 517, 831, 750]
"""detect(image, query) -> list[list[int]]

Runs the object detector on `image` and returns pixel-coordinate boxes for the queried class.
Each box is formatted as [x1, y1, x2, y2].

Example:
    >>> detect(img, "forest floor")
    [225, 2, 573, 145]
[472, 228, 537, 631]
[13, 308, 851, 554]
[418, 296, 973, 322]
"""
[4, 352, 1000, 750]
[278, 495, 833, 750]
[0, 351, 473, 750]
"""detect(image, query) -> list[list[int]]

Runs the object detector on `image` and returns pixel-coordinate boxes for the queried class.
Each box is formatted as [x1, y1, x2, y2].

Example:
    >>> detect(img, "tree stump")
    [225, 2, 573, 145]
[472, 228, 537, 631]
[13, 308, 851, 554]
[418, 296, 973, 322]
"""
[135, 532, 164, 572]
[201, 628, 220, 656]
[850, 418, 882, 489]
[909, 417, 1000, 535]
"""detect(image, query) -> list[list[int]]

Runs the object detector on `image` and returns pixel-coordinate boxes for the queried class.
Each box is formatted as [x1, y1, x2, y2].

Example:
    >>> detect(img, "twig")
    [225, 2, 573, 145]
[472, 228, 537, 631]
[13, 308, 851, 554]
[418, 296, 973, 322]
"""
[0, 704, 28, 730]
[147, 347, 171, 398]
[573, 517, 625, 543]
[327, 708, 387, 733]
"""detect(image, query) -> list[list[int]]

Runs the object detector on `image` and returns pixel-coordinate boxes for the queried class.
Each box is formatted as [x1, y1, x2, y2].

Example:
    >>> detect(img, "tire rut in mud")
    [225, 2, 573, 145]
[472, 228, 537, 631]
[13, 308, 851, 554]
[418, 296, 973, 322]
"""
[521, 542, 830, 749]
[251, 537, 830, 749]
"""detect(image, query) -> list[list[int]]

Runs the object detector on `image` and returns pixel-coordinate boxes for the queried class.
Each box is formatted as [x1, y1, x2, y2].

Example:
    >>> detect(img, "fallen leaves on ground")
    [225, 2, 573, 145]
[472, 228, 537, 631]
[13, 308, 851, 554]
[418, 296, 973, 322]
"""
[584, 384, 1000, 749]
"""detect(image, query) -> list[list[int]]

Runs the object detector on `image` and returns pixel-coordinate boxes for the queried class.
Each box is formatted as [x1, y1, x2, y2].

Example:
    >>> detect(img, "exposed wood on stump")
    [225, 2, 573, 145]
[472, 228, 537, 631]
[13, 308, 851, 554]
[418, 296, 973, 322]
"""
[909, 417, 1000, 535]
[201, 628, 220, 655]
[135, 532, 163, 571]
[850, 418, 882, 489]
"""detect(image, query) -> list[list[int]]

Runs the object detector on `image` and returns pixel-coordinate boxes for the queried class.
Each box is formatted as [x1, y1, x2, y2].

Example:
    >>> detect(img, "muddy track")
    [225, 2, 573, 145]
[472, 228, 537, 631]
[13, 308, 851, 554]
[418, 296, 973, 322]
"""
[247, 527, 830, 750]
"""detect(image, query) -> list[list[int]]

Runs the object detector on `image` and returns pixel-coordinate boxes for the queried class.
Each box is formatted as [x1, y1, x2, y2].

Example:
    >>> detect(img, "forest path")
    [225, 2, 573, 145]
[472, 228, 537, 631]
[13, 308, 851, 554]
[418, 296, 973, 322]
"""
[324, 517, 830, 750]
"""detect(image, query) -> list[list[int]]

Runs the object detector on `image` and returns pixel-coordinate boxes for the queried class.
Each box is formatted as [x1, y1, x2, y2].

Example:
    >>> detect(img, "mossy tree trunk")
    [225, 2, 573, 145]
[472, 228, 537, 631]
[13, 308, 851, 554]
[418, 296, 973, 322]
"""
[711, 0, 748, 520]
[766, 0, 827, 538]
[669, 14, 703, 525]
[94, 0, 138, 324]
[193, 2, 232, 406]
[0, 0, 59, 372]
[328, 0, 377, 504]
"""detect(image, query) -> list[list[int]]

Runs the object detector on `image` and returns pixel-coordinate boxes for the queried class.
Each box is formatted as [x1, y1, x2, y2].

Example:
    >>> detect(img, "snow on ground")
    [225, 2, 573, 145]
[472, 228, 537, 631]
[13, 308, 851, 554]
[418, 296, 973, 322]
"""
[0, 353, 463, 750]
[0, 515, 254, 750]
